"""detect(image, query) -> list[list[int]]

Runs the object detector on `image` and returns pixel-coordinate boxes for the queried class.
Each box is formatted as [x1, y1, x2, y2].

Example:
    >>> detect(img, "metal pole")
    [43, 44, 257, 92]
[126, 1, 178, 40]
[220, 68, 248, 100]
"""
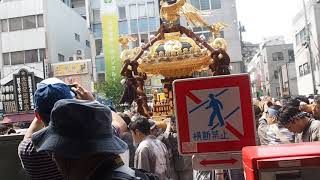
[286, 62, 291, 96]
[303, 0, 317, 94]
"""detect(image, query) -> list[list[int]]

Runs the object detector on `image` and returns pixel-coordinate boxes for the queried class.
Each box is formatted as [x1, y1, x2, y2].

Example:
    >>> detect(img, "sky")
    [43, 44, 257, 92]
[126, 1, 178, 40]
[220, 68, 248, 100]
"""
[236, 0, 303, 44]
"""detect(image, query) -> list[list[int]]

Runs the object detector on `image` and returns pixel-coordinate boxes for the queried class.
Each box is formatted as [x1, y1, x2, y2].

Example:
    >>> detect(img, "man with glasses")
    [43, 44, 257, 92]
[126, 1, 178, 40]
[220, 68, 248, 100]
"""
[278, 107, 320, 143]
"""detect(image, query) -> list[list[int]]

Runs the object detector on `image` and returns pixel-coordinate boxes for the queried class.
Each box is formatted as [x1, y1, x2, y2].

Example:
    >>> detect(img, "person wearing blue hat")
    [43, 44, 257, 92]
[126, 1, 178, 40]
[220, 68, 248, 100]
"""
[258, 105, 294, 145]
[18, 78, 94, 180]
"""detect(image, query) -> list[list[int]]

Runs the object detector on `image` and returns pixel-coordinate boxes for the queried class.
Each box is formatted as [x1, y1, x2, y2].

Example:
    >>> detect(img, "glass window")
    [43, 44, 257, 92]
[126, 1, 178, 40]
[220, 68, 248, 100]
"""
[3, 53, 10, 65]
[93, 10, 101, 24]
[9, 17, 22, 31]
[203, 32, 212, 40]
[274, 70, 279, 79]
[129, 4, 137, 19]
[211, 0, 221, 9]
[190, 0, 200, 10]
[138, 18, 148, 33]
[93, 24, 102, 37]
[288, 49, 295, 62]
[95, 39, 102, 56]
[220, 31, 224, 38]
[299, 65, 303, 76]
[278, 52, 284, 60]
[138, 4, 146, 17]
[86, 40, 90, 47]
[119, 20, 128, 35]
[37, 14, 44, 27]
[130, 19, 138, 34]
[23, 16, 36, 30]
[1, 19, 8, 32]
[148, 17, 157, 32]
[75, 33, 80, 41]
[147, 2, 155, 17]
[303, 63, 310, 74]
[200, 0, 210, 10]
[11, 51, 25, 65]
[96, 58, 105, 72]
[272, 52, 284, 61]
[58, 54, 65, 62]
[118, 7, 126, 20]
[97, 73, 105, 82]
[25, 49, 38, 63]
[300, 28, 306, 42]
[39, 48, 46, 61]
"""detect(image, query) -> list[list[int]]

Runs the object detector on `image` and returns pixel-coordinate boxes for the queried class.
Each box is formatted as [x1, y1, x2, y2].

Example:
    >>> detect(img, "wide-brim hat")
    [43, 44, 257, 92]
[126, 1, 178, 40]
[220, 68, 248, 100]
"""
[32, 99, 127, 158]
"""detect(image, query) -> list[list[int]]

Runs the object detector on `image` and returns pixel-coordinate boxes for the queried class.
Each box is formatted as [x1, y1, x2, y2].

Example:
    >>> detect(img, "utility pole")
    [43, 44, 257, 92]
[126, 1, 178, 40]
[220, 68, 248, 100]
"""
[303, 0, 318, 94]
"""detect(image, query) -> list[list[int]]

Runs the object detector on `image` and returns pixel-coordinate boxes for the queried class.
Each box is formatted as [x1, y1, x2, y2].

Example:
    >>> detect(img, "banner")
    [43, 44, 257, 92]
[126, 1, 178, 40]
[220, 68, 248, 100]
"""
[101, 0, 121, 83]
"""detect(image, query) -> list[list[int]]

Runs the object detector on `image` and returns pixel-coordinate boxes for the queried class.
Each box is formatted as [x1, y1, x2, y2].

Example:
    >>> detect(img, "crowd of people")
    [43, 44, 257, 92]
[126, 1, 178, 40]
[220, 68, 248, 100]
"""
[16, 78, 193, 180]
[254, 95, 320, 145]
[0, 77, 318, 180]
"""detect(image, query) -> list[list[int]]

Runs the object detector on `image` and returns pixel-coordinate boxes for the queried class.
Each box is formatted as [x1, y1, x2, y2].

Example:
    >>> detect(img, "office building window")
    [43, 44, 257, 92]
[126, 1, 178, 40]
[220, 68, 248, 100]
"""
[39, 48, 46, 61]
[93, 24, 102, 37]
[138, 18, 148, 33]
[299, 28, 306, 42]
[25, 49, 38, 63]
[303, 63, 310, 75]
[203, 32, 212, 40]
[118, 6, 126, 20]
[200, 0, 210, 10]
[220, 31, 224, 38]
[86, 40, 90, 47]
[272, 52, 284, 61]
[119, 20, 128, 35]
[299, 65, 303, 76]
[95, 39, 103, 55]
[93, 10, 101, 24]
[274, 70, 279, 79]
[37, 14, 44, 27]
[211, 0, 221, 9]
[75, 33, 80, 41]
[129, 4, 138, 19]
[1, 19, 8, 32]
[130, 19, 138, 34]
[58, 54, 65, 62]
[9, 17, 22, 31]
[288, 49, 295, 62]
[138, 4, 146, 17]
[3, 53, 10, 65]
[190, 0, 200, 9]
[147, 2, 155, 17]
[23, 16, 36, 30]
[11, 51, 24, 65]
[148, 17, 157, 32]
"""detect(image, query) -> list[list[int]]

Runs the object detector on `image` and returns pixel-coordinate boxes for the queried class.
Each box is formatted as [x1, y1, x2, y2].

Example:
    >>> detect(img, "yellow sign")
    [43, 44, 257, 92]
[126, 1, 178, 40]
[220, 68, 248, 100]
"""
[53, 62, 88, 77]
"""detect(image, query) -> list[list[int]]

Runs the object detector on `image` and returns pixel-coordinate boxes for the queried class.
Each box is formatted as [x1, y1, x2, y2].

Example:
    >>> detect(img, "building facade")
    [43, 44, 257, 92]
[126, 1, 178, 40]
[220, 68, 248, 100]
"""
[247, 42, 298, 98]
[86, 0, 160, 81]
[180, 0, 242, 74]
[292, 0, 320, 96]
[0, 0, 91, 121]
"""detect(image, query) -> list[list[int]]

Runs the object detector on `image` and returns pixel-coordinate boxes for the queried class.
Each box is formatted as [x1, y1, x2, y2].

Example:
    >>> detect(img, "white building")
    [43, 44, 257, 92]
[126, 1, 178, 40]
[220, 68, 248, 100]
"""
[292, 0, 320, 96]
[180, 0, 243, 73]
[0, 0, 91, 120]
[247, 40, 298, 98]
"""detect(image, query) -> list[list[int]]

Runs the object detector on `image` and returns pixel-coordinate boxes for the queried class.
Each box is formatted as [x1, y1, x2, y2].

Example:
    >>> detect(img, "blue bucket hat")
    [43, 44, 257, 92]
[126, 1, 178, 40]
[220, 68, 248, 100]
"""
[32, 99, 128, 159]
[34, 78, 73, 126]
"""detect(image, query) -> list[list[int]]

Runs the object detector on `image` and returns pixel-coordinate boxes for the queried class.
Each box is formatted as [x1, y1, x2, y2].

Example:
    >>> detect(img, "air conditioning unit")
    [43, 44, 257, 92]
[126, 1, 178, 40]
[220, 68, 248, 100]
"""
[75, 49, 85, 60]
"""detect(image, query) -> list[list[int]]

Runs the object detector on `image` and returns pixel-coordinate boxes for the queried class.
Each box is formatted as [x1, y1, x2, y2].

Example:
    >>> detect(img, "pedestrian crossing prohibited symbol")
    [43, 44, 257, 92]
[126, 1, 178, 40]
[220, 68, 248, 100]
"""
[173, 74, 256, 155]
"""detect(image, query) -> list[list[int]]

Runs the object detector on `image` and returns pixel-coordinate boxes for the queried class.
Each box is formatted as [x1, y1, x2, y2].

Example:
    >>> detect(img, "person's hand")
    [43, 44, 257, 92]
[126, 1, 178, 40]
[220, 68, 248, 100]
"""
[70, 83, 95, 101]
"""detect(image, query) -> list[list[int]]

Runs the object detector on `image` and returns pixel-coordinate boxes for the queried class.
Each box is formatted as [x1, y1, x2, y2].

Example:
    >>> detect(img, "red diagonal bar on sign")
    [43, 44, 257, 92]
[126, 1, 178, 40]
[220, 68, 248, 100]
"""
[225, 122, 243, 140]
[186, 91, 202, 104]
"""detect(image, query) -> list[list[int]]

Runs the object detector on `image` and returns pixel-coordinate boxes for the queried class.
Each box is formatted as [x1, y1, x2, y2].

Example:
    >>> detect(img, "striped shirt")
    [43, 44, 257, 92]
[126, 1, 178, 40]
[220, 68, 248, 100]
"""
[18, 138, 63, 180]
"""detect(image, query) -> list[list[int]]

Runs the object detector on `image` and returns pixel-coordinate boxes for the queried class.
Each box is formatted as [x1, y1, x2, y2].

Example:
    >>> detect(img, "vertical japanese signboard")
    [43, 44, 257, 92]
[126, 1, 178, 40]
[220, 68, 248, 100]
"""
[13, 69, 36, 112]
[101, 0, 121, 83]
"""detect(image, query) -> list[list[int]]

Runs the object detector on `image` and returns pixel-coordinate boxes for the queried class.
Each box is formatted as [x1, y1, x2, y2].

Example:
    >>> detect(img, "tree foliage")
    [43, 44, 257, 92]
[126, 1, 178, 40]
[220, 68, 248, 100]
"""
[95, 79, 124, 106]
